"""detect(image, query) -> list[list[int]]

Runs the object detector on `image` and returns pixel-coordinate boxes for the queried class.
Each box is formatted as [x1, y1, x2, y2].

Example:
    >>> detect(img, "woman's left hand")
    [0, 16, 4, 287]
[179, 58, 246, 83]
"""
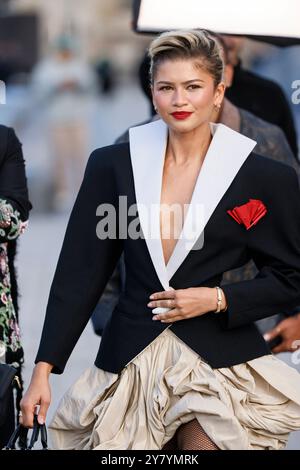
[147, 287, 225, 323]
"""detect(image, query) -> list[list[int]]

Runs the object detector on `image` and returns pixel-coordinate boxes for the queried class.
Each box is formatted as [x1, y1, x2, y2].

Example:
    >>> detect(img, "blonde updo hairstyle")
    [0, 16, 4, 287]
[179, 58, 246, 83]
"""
[148, 29, 225, 88]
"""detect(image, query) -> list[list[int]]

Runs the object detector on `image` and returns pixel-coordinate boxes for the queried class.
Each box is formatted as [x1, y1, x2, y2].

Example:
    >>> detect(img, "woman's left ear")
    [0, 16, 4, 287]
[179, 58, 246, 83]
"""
[215, 82, 226, 106]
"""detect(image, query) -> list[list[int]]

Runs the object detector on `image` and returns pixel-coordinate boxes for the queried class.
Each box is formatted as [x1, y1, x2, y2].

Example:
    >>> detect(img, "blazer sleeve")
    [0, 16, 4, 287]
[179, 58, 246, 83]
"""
[221, 165, 300, 329]
[35, 148, 123, 373]
[0, 127, 32, 242]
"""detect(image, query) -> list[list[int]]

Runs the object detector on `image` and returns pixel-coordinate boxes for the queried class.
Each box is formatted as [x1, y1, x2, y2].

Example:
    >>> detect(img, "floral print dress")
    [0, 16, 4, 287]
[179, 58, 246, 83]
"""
[0, 199, 28, 369]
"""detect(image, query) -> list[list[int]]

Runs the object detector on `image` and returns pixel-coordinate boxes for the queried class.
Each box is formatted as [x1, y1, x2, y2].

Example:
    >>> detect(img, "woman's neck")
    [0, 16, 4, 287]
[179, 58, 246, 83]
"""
[166, 123, 212, 167]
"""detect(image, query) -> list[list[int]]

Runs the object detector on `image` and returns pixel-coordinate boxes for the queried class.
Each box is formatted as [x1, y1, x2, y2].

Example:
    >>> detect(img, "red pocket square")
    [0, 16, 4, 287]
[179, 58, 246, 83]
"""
[227, 199, 267, 230]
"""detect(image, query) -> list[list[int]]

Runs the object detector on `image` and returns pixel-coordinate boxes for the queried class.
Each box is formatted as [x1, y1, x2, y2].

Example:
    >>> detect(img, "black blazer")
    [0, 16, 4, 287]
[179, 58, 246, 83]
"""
[35, 121, 300, 374]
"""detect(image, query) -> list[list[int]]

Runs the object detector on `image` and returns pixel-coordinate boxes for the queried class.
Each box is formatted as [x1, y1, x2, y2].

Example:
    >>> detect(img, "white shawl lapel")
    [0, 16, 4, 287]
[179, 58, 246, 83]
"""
[129, 119, 256, 291]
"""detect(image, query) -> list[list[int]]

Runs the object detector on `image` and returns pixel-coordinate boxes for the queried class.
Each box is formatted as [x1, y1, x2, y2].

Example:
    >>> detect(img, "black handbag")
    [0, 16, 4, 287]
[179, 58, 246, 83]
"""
[4, 415, 48, 450]
[0, 363, 21, 427]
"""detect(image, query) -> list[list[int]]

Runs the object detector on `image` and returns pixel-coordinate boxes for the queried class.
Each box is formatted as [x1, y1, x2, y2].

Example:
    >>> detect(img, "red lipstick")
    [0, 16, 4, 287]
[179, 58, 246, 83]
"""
[171, 111, 193, 120]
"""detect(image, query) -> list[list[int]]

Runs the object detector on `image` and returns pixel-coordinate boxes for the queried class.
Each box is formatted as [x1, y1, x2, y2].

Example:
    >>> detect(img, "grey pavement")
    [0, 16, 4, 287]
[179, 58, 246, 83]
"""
[18, 213, 100, 428]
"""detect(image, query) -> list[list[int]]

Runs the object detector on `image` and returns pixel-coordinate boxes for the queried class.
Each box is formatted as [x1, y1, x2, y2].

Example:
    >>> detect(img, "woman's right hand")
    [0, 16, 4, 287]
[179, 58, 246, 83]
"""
[20, 361, 53, 427]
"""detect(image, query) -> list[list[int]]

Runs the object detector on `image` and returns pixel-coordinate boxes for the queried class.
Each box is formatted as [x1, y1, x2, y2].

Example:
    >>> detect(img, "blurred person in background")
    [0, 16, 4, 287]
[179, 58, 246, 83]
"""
[223, 35, 299, 160]
[94, 58, 115, 94]
[31, 35, 98, 211]
[0, 125, 31, 448]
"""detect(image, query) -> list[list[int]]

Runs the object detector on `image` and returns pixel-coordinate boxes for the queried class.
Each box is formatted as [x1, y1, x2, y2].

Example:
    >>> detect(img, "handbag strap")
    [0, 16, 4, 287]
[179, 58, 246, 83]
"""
[40, 422, 48, 449]
[27, 415, 48, 450]
[4, 424, 28, 450]
[4, 415, 48, 450]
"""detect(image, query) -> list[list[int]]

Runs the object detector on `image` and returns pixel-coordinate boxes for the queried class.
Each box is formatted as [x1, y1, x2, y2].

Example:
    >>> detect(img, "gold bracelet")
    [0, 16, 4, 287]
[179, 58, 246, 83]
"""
[214, 286, 227, 313]
[214, 286, 222, 313]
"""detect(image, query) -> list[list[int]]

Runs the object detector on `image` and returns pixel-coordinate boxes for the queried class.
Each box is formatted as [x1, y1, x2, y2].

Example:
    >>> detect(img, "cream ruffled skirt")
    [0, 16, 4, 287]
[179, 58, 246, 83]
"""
[49, 329, 300, 450]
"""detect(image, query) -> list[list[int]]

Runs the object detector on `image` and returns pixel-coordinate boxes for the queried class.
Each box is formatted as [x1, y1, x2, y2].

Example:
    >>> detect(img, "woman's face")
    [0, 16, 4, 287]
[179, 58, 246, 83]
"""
[152, 58, 225, 134]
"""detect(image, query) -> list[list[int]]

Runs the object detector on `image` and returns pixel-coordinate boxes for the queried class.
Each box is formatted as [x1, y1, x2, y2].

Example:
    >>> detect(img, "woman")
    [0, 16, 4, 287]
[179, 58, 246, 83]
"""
[20, 30, 300, 450]
[0, 125, 32, 448]
[31, 35, 97, 211]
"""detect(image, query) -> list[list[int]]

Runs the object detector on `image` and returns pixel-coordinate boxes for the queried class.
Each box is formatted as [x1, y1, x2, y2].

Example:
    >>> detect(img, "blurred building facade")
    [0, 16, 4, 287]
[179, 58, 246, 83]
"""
[7, 0, 149, 76]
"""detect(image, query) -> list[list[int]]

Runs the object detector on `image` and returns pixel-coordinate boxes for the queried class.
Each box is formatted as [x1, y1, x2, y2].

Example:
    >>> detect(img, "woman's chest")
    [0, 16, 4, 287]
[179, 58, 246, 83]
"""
[160, 163, 202, 264]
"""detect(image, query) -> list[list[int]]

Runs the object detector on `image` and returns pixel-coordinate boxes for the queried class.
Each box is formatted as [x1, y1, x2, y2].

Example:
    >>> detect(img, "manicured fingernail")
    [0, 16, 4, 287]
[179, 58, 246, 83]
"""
[147, 302, 152, 307]
[264, 334, 270, 341]
[152, 316, 158, 320]
[38, 417, 44, 425]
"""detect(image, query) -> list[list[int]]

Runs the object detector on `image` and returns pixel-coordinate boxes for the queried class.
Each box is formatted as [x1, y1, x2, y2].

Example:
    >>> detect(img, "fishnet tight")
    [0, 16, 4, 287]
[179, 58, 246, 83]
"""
[163, 418, 219, 450]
